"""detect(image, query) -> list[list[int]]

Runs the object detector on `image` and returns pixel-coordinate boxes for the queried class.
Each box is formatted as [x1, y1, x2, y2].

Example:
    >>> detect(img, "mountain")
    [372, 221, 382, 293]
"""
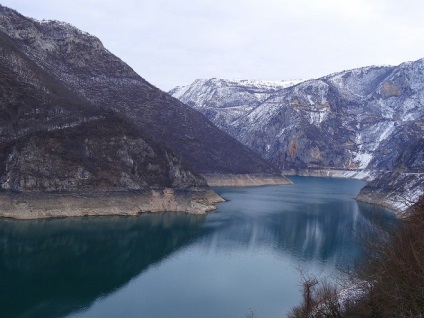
[0, 5, 284, 179]
[0, 8, 226, 218]
[170, 63, 424, 213]
[0, 5, 291, 218]
[169, 78, 305, 136]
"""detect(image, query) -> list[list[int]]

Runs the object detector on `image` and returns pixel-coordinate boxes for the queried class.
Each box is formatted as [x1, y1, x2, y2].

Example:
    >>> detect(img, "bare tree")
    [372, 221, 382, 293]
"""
[288, 272, 342, 318]
[289, 196, 424, 317]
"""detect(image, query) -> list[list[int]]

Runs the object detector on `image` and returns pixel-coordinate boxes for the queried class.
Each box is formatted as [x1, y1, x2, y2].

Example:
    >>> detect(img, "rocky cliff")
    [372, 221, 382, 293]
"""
[0, 5, 280, 177]
[0, 5, 229, 218]
[0, 5, 297, 218]
[171, 63, 424, 213]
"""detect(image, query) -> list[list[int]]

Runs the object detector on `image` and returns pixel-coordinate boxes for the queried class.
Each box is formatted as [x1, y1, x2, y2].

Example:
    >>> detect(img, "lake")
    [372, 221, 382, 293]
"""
[0, 176, 396, 318]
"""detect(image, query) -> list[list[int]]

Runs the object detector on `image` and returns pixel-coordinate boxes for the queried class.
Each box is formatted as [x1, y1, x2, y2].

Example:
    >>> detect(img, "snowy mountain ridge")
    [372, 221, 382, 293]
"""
[170, 60, 424, 213]
[171, 78, 305, 98]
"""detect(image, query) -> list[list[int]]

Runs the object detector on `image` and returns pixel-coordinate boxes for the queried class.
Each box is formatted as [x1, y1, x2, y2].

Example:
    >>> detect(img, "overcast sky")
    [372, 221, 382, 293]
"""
[2, 0, 424, 91]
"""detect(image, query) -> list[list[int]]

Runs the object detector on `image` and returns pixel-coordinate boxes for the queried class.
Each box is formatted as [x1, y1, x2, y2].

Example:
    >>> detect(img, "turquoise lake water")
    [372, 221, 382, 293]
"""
[0, 176, 396, 317]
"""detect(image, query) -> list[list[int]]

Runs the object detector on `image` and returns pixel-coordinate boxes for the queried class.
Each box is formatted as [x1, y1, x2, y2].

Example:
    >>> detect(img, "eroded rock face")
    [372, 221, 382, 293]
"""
[0, 118, 206, 193]
[0, 5, 228, 217]
[202, 173, 293, 187]
[0, 5, 278, 176]
[0, 189, 224, 219]
[171, 61, 424, 212]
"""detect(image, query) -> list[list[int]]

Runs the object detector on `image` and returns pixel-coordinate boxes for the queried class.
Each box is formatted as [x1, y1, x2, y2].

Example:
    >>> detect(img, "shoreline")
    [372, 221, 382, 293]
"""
[283, 168, 423, 216]
[1, 171, 420, 219]
[355, 192, 402, 214]
[202, 173, 293, 187]
[0, 189, 224, 220]
[0, 173, 294, 220]
[281, 168, 375, 181]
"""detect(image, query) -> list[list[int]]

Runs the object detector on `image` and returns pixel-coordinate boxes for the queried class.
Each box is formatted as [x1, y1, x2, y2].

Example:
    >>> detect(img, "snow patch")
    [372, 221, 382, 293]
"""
[307, 95, 314, 105]
[339, 169, 375, 181]
[377, 121, 395, 143]
[229, 78, 305, 89]
[353, 152, 373, 169]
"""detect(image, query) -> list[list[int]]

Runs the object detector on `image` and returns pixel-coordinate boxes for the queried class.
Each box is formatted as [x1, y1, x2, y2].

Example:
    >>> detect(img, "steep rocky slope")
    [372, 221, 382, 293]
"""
[0, 6, 227, 218]
[0, 5, 295, 218]
[171, 62, 424, 213]
[169, 78, 304, 135]
[0, 5, 282, 178]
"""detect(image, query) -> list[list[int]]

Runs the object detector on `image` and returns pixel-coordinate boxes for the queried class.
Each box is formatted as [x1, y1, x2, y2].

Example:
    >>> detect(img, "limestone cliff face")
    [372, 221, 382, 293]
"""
[0, 118, 206, 193]
[171, 62, 424, 213]
[0, 5, 278, 175]
[0, 189, 224, 219]
[202, 173, 292, 187]
[0, 5, 230, 218]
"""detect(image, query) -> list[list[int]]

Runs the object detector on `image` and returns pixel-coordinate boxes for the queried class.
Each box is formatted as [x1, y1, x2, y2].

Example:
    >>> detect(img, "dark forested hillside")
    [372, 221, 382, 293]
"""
[0, 5, 279, 175]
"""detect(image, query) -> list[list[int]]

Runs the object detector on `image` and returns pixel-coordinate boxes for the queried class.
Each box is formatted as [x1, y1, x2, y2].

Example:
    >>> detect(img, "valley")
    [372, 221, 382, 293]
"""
[171, 65, 424, 213]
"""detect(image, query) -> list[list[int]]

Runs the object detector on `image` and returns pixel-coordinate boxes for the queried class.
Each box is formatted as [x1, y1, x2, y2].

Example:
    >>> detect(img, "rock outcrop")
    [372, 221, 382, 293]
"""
[0, 5, 244, 218]
[0, 5, 279, 176]
[171, 62, 424, 213]
[203, 173, 292, 187]
[0, 189, 223, 219]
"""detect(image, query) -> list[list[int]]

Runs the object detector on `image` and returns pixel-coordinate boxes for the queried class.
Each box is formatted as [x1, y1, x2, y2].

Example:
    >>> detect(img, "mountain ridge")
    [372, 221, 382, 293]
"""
[170, 60, 424, 213]
[0, 15, 224, 217]
[0, 4, 282, 176]
[0, 5, 292, 218]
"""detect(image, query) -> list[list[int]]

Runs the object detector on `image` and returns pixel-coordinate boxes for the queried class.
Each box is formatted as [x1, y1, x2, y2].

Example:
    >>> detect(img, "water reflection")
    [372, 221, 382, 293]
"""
[204, 180, 396, 267]
[0, 177, 396, 318]
[0, 213, 208, 318]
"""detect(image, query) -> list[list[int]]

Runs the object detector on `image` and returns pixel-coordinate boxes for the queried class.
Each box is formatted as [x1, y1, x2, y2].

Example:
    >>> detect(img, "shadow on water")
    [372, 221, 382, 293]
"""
[0, 213, 209, 318]
[0, 177, 397, 318]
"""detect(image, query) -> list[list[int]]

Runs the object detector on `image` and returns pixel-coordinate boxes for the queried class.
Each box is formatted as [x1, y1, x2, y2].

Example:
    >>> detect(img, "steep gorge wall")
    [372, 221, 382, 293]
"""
[0, 5, 228, 218]
[171, 62, 424, 213]
[0, 5, 279, 176]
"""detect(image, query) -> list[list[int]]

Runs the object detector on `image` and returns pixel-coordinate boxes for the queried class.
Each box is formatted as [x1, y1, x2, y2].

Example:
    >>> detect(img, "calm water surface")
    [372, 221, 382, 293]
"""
[0, 177, 396, 318]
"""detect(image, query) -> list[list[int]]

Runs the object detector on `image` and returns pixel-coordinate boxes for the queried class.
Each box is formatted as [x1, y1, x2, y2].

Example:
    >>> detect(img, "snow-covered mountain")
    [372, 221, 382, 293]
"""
[170, 78, 305, 136]
[170, 62, 424, 213]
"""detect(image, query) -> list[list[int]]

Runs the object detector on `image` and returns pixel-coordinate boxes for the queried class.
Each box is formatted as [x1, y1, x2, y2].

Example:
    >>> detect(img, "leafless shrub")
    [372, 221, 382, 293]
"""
[245, 308, 256, 318]
[288, 272, 342, 318]
[289, 196, 424, 318]
[346, 196, 424, 317]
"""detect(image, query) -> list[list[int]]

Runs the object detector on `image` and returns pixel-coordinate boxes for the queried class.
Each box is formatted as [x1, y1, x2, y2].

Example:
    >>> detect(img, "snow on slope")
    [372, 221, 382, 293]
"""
[170, 60, 424, 213]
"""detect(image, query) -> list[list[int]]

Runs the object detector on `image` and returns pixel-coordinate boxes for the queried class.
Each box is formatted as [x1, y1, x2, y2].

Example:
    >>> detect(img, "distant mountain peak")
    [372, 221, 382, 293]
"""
[170, 59, 424, 213]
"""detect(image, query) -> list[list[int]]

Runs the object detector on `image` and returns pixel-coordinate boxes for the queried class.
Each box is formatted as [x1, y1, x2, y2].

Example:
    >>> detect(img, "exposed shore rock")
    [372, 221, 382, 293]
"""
[0, 189, 224, 219]
[282, 168, 375, 181]
[203, 173, 293, 187]
[356, 172, 424, 214]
